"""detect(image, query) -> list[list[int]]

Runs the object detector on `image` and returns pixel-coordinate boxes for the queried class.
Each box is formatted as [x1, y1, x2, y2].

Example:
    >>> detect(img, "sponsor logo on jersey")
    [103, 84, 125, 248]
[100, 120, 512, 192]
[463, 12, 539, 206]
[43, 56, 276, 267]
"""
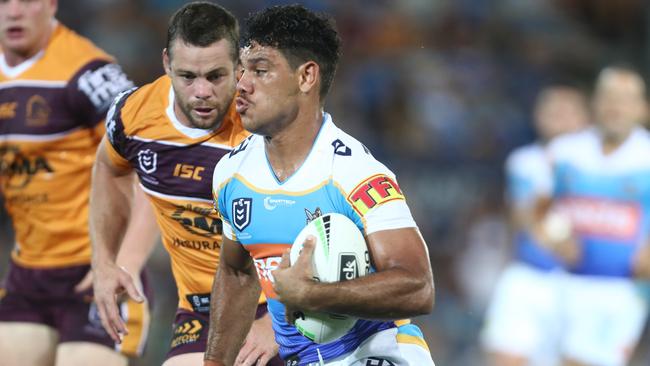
[365, 358, 396, 366]
[173, 163, 205, 181]
[263, 196, 296, 210]
[0, 145, 54, 189]
[348, 174, 405, 216]
[0, 102, 17, 119]
[229, 135, 253, 158]
[170, 319, 204, 348]
[186, 293, 211, 314]
[305, 207, 322, 224]
[232, 197, 252, 231]
[332, 139, 351, 156]
[78, 63, 134, 110]
[171, 204, 222, 238]
[558, 197, 641, 241]
[137, 149, 157, 174]
[25, 95, 50, 126]
[254, 256, 282, 298]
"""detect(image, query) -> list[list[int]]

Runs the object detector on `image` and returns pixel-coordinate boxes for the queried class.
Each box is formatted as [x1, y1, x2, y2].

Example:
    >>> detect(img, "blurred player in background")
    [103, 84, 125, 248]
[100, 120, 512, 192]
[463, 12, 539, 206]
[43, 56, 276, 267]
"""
[482, 85, 589, 366]
[535, 65, 650, 366]
[206, 5, 434, 366]
[0, 0, 155, 365]
[90, 2, 281, 365]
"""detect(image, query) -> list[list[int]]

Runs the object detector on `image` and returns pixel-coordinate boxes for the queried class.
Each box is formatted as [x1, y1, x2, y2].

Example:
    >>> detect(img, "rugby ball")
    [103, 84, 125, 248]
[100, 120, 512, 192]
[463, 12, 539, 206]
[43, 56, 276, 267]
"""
[289, 213, 370, 344]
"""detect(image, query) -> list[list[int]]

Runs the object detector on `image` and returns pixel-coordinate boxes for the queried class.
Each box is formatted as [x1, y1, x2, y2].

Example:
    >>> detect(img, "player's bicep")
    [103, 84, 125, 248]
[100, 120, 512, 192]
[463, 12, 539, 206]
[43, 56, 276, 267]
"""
[95, 137, 132, 177]
[366, 227, 432, 280]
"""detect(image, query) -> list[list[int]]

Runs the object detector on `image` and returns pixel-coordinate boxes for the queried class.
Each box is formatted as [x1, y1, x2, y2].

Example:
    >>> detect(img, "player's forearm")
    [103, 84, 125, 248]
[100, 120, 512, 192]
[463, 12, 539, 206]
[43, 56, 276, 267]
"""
[303, 268, 434, 319]
[116, 185, 159, 274]
[205, 262, 261, 364]
[89, 161, 133, 267]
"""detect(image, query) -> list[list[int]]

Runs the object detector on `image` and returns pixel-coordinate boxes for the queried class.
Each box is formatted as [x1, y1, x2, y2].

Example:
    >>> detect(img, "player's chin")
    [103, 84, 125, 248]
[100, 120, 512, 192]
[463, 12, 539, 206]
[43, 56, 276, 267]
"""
[189, 114, 220, 130]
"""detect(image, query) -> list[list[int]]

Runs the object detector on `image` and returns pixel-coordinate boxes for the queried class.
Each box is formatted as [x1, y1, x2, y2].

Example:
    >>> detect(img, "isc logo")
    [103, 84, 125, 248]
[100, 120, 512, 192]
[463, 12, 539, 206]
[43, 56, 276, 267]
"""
[173, 163, 205, 181]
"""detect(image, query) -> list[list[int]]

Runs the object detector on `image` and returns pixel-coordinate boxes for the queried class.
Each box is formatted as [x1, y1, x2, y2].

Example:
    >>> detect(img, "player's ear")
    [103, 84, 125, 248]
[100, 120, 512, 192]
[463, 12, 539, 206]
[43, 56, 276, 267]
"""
[298, 61, 319, 95]
[50, 0, 59, 16]
[162, 48, 171, 76]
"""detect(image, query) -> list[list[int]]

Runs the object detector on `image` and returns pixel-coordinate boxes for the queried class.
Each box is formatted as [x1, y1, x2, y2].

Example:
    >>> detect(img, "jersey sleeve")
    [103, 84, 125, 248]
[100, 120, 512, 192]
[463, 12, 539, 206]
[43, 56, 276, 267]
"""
[212, 160, 236, 241]
[334, 152, 417, 236]
[505, 147, 553, 208]
[67, 59, 135, 129]
[103, 86, 138, 168]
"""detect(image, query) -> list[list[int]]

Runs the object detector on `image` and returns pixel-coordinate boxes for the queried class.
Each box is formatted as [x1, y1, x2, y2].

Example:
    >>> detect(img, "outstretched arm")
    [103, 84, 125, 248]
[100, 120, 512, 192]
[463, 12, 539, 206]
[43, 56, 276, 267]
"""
[90, 138, 148, 342]
[272, 227, 434, 320]
[204, 236, 262, 366]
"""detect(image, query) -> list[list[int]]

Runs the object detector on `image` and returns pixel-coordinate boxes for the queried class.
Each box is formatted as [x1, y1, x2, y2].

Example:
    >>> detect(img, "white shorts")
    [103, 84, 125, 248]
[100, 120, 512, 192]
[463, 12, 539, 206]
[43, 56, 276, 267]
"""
[560, 274, 648, 366]
[316, 324, 435, 366]
[481, 262, 563, 366]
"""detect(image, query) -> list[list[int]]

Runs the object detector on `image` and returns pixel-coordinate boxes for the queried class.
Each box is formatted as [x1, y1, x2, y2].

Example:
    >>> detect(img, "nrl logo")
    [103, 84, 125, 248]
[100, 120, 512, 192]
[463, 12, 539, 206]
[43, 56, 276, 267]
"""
[232, 198, 252, 231]
[137, 149, 157, 174]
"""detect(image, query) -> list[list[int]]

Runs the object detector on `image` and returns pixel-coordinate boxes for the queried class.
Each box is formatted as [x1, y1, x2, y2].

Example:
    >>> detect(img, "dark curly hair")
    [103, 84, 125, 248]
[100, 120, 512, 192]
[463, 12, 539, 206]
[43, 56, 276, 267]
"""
[243, 4, 342, 99]
[166, 1, 239, 62]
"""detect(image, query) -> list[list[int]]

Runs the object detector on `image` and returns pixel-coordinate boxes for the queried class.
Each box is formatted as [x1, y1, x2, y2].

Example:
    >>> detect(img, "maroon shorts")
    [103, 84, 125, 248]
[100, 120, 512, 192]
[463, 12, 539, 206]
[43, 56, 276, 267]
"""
[0, 260, 152, 357]
[167, 302, 283, 365]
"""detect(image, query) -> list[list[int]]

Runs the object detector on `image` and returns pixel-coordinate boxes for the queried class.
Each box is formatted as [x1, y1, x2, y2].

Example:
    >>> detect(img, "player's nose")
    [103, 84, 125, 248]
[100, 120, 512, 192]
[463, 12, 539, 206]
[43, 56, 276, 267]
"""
[5, 0, 25, 19]
[193, 78, 212, 99]
[236, 71, 253, 95]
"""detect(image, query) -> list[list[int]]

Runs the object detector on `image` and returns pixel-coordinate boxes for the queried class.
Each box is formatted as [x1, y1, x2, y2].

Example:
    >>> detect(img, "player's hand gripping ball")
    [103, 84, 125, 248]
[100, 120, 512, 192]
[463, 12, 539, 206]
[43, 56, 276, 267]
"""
[289, 213, 370, 343]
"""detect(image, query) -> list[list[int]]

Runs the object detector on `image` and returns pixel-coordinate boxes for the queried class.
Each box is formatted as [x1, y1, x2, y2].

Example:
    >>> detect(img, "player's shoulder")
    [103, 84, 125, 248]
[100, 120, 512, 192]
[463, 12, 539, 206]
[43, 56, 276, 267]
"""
[41, 23, 114, 80]
[212, 134, 261, 189]
[114, 76, 169, 131]
[324, 117, 397, 191]
[506, 142, 545, 172]
[547, 127, 595, 159]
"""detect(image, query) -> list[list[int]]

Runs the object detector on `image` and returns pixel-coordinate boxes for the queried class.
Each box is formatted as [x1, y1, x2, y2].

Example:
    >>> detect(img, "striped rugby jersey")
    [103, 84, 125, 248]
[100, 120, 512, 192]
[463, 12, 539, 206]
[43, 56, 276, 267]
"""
[0, 21, 133, 268]
[104, 75, 250, 311]
[212, 113, 425, 364]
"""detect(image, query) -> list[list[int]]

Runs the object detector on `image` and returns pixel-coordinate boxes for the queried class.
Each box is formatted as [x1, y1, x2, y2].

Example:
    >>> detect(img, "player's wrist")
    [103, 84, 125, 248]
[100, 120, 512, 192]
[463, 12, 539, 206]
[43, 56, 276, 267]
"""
[203, 360, 225, 366]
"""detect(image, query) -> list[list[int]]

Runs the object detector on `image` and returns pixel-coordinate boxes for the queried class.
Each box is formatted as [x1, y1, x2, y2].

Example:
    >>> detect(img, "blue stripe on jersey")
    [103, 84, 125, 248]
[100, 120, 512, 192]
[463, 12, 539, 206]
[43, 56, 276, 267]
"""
[397, 324, 424, 338]
[508, 165, 561, 270]
[268, 299, 394, 364]
[218, 176, 392, 363]
[554, 162, 650, 276]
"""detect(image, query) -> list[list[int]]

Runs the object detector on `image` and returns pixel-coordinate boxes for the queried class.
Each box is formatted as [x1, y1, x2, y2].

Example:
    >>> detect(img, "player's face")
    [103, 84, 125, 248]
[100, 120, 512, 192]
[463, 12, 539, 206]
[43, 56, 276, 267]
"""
[164, 38, 237, 130]
[0, 0, 57, 59]
[534, 88, 589, 141]
[236, 43, 301, 136]
[594, 70, 647, 141]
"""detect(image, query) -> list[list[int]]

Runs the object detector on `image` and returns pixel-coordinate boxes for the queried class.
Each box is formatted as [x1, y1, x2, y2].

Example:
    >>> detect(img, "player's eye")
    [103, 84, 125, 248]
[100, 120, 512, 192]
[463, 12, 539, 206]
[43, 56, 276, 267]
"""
[180, 74, 195, 81]
[207, 74, 223, 82]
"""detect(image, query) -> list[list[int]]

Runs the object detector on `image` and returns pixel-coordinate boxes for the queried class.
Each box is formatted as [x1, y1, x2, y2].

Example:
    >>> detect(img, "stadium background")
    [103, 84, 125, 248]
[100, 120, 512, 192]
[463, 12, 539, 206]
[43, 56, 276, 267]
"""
[1, 0, 650, 365]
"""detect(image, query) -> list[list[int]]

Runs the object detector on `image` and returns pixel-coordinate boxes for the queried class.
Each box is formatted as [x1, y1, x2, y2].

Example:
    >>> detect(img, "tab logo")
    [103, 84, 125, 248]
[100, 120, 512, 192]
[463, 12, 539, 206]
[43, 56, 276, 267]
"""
[348, 174, 405, 216]
[232, 197, 252, 231]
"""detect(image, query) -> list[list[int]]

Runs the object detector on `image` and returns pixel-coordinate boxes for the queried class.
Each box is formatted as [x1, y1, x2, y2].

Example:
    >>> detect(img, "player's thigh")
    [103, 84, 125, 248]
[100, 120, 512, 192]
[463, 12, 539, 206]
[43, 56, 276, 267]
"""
[0, 322, 57, 366]
[162, 352, 204, 366]
[55, 342, 127, 366]
[562, 275, 648, 366]
[481, 263, 562, 360]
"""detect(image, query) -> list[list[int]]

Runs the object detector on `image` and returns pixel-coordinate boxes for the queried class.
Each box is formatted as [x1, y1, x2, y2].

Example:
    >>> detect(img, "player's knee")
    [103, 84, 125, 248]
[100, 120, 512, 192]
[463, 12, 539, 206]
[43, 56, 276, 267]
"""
[162, 352, 205, 366]
[56, 342, 127, 366]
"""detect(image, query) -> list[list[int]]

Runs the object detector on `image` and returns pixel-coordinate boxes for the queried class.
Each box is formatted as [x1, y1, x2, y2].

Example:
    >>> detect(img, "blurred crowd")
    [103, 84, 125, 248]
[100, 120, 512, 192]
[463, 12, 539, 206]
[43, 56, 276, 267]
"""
[2, 0, 650, 365]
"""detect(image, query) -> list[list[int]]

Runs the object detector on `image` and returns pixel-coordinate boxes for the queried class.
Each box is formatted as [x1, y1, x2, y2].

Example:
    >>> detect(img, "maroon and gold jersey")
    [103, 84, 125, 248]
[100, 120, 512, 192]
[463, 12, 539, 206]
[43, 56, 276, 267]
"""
[104, 76, 250, 311]
[0, 22, 133, 268]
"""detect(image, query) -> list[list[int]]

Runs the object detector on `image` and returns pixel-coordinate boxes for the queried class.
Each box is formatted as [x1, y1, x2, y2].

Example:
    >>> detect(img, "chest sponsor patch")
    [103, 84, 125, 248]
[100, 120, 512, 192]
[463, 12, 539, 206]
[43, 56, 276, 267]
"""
[558, 197, 641, 241]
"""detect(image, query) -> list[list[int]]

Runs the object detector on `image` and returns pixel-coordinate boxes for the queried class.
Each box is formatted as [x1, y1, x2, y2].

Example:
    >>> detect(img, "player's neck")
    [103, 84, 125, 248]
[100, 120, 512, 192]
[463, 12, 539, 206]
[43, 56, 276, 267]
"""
[264, 108, 324, 183]
[600, 130, 631, 155]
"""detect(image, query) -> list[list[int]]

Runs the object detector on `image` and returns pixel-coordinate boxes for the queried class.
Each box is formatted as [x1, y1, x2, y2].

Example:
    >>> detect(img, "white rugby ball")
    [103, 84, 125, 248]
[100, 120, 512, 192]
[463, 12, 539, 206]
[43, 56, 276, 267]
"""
[289, 213, 370, 343]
